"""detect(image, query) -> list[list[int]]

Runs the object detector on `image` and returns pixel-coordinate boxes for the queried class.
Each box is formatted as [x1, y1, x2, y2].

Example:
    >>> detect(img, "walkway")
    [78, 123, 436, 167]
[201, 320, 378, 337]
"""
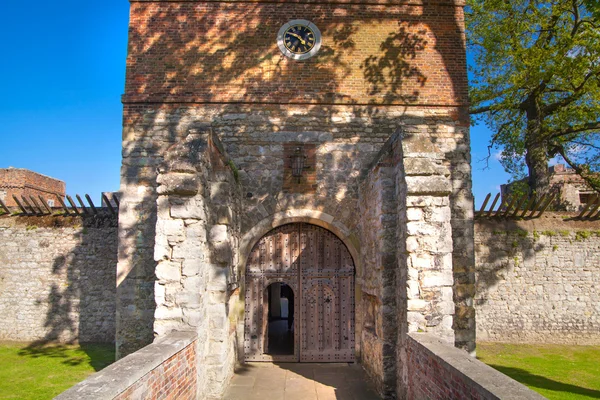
[223, 362, 382, 400]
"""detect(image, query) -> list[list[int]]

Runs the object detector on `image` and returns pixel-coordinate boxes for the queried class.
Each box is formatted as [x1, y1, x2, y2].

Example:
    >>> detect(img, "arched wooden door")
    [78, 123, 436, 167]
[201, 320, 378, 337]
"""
[244, 223, 355, 362]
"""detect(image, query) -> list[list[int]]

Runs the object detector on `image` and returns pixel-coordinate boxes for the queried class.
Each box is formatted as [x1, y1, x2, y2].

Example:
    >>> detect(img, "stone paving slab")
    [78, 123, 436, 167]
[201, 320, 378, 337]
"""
[223, 363, 381, 400]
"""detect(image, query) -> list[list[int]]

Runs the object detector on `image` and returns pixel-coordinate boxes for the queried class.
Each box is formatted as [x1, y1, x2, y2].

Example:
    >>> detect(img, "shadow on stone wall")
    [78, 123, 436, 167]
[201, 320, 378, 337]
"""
[17, 214, 118, 362]
[474, 219, 543, 303]
[117, 7, 473, 398]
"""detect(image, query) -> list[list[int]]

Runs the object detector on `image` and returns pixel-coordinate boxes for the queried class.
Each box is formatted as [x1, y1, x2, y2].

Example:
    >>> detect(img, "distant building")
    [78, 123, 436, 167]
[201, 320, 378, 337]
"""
[501, 164, 597, 211]
[0, 167, 66, 208]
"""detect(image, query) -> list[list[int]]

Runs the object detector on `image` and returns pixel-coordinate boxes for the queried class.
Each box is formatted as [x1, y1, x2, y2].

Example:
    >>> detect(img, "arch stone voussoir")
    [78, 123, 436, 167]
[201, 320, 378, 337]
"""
[239, 209, 362, 278]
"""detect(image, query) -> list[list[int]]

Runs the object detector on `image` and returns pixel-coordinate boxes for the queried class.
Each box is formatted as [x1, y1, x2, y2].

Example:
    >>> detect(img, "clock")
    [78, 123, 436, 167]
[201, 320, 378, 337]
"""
[277, 20, 322, 60]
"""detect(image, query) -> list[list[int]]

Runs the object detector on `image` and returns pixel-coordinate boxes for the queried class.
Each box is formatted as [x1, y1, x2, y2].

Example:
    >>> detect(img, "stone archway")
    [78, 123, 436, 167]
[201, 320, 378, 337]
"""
[244, 223, 355, 362]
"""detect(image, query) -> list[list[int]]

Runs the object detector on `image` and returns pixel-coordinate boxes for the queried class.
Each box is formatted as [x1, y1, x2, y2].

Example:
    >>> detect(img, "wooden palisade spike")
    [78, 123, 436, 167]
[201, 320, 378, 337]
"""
[76, 194, 89, 215]
[66, 195, 81, 216]
[37, 195, 53, 215]
[502, 195, 519, 218]
[21, 196, 39, 215]
[476, 193, 491, 218]
[102, 193, 116, 216]
[511, 194, 529, 218]
[536, 192, 556, 218]
[0, 199, 10, 215]
[56, 194, 71, 216]
[29, 196, 46, 215]
[85, 194, 98, 215]
[12, 195, 28, 215]
[486, 193, 501, 218]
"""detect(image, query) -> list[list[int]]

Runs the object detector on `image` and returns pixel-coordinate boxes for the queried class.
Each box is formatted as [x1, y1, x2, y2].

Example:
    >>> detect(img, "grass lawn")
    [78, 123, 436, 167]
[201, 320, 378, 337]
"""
[0, 342, 114, 400]
[477, 342, 600, 400]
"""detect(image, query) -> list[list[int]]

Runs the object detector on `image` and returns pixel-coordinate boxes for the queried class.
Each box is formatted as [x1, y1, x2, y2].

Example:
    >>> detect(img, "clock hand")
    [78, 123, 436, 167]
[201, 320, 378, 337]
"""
[288, 32, 306, 45]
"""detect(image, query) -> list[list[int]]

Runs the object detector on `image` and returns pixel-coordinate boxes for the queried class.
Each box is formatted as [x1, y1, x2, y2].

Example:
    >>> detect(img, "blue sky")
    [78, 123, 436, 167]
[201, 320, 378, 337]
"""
[0, 2, 509, 208]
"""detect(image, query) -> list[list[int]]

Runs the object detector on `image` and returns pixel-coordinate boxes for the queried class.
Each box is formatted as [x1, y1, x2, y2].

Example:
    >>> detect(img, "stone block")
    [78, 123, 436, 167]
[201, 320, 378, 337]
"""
[214, 205, 233, 225]
[175, 291, 202, 307]
[407, 299, 429, 311]
[403, 158, 450, 177]
[210, 242, 232, 264]
[409, 253, 434, 270]
[182, 259, 204, 277]
[209, 225, 228, 243]
[402, 136, 437, 155]
[157, 173, 199, 196]
[156, 261, 182, 282]
[406, 208, 423, 222]
[171, 198, 206, 220]
[422, 271, 454, 288]
[406, 222, 439, 236]
[210, 182, 231, 204]
[156, 219, 185, 239]
[405, 176, 451, 195]
[155, 306, 183, 320]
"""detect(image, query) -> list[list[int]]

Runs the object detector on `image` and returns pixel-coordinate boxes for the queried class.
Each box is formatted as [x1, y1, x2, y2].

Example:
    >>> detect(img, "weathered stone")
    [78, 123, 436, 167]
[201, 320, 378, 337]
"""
[157, 173, 199, 196]
[171, 199, 206, 220]
[422, 271, 454, 288]
[209, 225, 228, 243]
[156, 261, 182, 282]
[403, 158, 450, 177]
[405, 176, 452, 195]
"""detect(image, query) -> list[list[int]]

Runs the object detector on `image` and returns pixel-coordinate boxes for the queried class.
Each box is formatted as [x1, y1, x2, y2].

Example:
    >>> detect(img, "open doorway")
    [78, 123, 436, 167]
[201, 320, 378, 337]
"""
[266, 283, 294, 355]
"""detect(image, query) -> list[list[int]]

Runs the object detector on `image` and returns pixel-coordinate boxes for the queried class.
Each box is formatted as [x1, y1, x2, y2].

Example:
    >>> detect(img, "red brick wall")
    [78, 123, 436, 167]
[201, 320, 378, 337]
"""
[124, 0, 468, 106]
[407, 336, 491, 400]
[114, 340, 197, 400]
[0, 168, 65, 207]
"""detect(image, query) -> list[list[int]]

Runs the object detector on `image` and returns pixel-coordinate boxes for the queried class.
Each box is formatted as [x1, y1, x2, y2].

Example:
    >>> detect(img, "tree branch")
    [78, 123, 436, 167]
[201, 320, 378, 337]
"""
[547, 120, 600, 140]
[542, 70, 600, 114]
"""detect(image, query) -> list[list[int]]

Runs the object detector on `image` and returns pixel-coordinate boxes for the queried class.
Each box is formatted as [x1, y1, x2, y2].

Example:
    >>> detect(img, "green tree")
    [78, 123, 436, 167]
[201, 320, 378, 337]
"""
[467, 0, 600, 196]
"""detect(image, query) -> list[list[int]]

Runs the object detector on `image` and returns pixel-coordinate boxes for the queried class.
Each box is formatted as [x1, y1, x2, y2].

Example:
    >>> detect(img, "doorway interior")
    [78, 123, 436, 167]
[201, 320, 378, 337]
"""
[266, 282, 294, 355]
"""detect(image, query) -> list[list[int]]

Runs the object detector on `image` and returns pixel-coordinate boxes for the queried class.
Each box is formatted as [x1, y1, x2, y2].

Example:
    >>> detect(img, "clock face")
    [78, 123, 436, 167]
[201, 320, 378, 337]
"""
[283, 25, 316, 55]
[277, 20, 322, 61]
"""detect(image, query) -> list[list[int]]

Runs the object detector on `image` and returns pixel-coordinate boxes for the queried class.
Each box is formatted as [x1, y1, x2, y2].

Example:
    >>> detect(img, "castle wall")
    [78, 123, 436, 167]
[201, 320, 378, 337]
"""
[475, 215, 600, 344]
[0, 215, 117, 343]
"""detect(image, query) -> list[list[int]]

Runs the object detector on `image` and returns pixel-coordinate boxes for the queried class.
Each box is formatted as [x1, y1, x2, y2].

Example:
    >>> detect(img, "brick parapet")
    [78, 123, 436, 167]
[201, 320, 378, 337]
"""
[56, 331, 198, 400]
[407, 332, 545, 400]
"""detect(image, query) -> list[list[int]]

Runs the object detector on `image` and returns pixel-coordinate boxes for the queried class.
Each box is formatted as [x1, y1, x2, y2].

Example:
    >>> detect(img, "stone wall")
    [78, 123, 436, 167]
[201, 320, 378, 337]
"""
[358, 141, 397, 398]
[56, 331, 197, 400]
[152, 127, 242, 398]
[406, 332, 544, 400]
[475, 215, 600, 344]
[0, 214, 117, 343]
